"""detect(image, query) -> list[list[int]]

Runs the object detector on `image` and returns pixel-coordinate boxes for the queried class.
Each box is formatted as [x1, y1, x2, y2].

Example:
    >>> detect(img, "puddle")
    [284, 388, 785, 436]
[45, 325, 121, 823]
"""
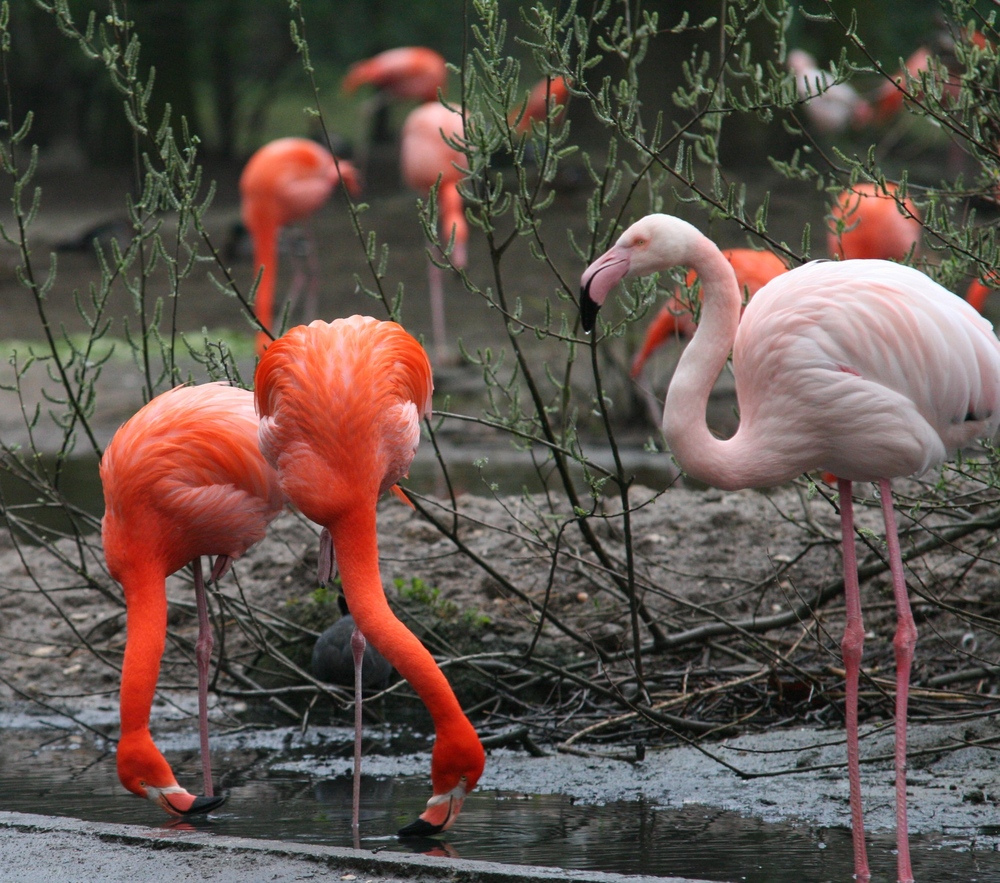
[1, 723, 998, 883]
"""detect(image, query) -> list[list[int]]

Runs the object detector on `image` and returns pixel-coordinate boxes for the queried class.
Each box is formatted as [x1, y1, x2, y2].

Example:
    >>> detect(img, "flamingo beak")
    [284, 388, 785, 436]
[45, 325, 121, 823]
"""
[397, 780, 468, 837]
[580, 248, 629, 333]
[147, 784, 228, 817]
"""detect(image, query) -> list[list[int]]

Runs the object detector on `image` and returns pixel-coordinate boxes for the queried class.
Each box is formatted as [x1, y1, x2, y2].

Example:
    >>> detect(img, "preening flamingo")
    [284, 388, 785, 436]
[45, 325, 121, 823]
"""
[101, 383, 285, 816]
[827, 182, 922, 262]
[629, 248, 788, 378]
[580, 214, 1000, 883]
[255, 316, 485, 837]
[400, 101, 468, 362]
[239, 137, 360, 355]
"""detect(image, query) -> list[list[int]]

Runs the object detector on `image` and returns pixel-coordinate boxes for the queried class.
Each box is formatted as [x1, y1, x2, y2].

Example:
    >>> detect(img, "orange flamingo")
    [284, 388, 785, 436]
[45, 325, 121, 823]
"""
[400, 101, 468, 362]
[101, 383, 285, 816]
[827, 182, 922, 262]
[255, 315, 485, 837]
[630, 248, 788, 378]
[513, 74, 571, 134]
[343, 47, 448, 103]
[239, 137, 360, 355]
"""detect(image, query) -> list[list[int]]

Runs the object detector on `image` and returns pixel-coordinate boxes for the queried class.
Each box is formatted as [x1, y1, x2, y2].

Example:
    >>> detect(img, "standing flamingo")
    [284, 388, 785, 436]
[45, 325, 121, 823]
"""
[400, 101, 468, 362]
[101, 383, 285, 816]
[255, 315, 485, 838]
[580, 214, 1000, 883]
[629, 248, 788, 378]
[239, 137, 361, 354]
[827, 182, 922, 262]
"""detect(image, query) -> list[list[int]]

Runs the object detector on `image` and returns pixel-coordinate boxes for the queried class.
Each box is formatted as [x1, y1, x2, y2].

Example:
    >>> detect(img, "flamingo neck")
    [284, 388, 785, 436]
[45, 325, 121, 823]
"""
[118, 567, 168, 737]
[660, 234, 760, 491]
[327, 506, 470, 731]
[245, 211, 278, 344]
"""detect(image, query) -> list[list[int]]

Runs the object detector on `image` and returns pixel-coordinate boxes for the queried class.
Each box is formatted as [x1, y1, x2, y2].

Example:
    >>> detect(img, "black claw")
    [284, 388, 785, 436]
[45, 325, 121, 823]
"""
[580, 282, 599, 333]
[185, 793, 228, 815]
[397, 816, 443, 838]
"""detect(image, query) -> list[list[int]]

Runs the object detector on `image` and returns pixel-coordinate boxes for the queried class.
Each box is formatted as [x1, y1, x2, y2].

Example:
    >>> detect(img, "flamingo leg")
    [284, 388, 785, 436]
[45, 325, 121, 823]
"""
[318, 528, 335, 587]
[192, 556, 214, 799]
[350, 624, 367, 848]
[426, 258, 448, 363]
[838, 479, 871, 883]
[878, 478, 916, 883]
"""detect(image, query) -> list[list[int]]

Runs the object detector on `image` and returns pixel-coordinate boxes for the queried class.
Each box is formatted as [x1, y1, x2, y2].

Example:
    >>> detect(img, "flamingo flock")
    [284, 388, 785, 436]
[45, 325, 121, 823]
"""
[87, 30, 1000, 883]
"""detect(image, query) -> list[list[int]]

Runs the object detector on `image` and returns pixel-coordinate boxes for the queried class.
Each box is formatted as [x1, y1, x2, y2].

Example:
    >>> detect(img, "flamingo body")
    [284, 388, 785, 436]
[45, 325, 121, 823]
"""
[101, 383, 285, 816]
[255, 316, 484, 835]
[515, 75, 571, 133]
[630, 248, 787, 377]
[787, 50, 872, 134]
[581, 214, 1000, 883]
[343, 47, 447, 103]
[827, 182, 921, 262]
[239, 138, 360, 353]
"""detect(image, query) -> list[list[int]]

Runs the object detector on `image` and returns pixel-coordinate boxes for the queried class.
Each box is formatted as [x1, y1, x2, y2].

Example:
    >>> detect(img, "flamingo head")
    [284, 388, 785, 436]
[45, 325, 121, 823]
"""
[397, 721, 485, 837]
[581, 214, 698, 332]
[117, 732, 227, 817]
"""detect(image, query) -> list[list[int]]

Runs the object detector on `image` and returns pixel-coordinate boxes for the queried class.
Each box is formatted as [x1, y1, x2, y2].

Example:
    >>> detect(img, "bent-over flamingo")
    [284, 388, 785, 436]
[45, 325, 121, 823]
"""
[343, 47, 448, 103]
[400, 101, 468, 362]
[629, 247, 788, 378]
[239, 137, 360, 354]
[827, 182, 922, 262]
[255, 315, 485, 838]
[580, 214, 1000, 883]
[101, 382, 285, 816]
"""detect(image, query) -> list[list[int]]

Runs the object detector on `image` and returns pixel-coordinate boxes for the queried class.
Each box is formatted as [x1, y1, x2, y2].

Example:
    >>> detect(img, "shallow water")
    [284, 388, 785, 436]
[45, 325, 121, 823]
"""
[2, 724, 999, 883]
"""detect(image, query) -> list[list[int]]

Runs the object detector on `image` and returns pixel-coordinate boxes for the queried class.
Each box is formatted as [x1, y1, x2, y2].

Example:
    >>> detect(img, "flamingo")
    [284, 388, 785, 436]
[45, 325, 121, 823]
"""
[629, 248, 788, 378]
[254, 315, 485, 838]
[100, 383, 285, 816]
[343, 47, 448, 104]
[580, 214, 1000, 883]
[827, 181, 922, 262]
[399, 101, 468, 363]
[787, 49, 873, 135]
[239, 137, 361, 355]
[512, 74, 571, 134]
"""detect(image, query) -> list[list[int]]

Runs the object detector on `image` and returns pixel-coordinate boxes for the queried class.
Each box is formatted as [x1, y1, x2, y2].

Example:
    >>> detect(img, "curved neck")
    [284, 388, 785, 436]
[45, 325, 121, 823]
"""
[328, 506, 468, 730]
[660, 234, 760, 490]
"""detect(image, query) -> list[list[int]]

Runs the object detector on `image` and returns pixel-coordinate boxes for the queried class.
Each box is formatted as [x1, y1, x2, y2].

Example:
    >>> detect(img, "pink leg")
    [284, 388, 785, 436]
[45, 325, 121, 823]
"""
[192, 557, 214, 798]
[351, 625, 367, 849]
[838, 479, 870, 882]
[878, 478, 916, 883]
[427, 258, 448, 363]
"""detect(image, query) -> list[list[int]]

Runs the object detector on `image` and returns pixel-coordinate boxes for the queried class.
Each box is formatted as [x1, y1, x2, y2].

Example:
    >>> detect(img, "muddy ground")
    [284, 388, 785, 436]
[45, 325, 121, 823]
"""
[0, 154, 998, 880]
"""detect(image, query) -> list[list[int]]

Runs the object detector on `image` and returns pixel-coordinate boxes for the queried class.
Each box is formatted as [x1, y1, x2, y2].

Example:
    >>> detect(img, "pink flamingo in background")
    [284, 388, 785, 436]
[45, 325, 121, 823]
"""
[827, 182, 922, 262]
[255, 316, 485, 839]
[581, 213, 1000, 883]
[787, 49, 873, 135]
[101, 383, 285, 816]
[400, 101, 468, 362]
[239, 137, 360, 354]
[629, 248, 788, 378]
[513, 74, 571, 134]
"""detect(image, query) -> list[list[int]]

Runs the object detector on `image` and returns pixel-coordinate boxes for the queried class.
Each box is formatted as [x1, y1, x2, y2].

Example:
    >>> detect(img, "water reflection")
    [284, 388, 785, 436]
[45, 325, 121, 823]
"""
[0, 729, 996, 883]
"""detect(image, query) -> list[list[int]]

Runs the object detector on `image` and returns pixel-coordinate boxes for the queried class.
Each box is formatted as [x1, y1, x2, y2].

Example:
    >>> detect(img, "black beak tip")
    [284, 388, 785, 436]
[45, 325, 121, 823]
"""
[580, 284, 599, 333]
[398, 817, 443, 838]
[185, 793, 228, 816]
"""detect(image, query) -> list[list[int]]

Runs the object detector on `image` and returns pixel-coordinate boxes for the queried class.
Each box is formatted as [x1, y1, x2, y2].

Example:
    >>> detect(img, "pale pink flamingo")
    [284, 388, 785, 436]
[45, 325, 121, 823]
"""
[580, 213, 1000, 883]
[400, 101, 468, 362]
[787, 49, 873, 135]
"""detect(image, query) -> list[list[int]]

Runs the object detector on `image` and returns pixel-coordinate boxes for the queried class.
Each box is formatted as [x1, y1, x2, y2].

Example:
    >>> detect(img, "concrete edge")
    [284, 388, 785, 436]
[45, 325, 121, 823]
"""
[0, 811, 714, 883]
